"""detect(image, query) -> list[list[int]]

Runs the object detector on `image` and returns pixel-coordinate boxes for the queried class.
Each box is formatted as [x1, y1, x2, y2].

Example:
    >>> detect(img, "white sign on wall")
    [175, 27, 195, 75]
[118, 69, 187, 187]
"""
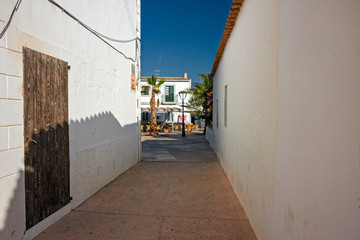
[173, 112, 191, 124]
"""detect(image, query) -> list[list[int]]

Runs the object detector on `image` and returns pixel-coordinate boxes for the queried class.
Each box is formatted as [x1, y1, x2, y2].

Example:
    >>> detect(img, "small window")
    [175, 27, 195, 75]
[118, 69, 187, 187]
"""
[216, 99, 219, 129]
[142, 112, 149, 121]
[141, 86, 149, 95]
[224, 85, 228, 128]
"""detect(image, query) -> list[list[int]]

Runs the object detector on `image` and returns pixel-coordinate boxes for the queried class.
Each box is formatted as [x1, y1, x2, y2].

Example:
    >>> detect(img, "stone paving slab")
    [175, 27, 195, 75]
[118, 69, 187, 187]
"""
[35, 211, 162, 240]
[142, 133, 217, 162]
[35, 133, 257, 240]
[159, 217, 256, 240]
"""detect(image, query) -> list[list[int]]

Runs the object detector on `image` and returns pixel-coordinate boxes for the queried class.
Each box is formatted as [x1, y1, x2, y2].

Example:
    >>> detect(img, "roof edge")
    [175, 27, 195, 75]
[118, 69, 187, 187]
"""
[210, 0, 244, 77]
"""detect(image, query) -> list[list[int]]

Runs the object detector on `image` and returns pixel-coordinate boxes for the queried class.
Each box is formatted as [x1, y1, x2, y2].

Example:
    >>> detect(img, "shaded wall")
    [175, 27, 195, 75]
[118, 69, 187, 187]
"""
[70, 112, 139, 207]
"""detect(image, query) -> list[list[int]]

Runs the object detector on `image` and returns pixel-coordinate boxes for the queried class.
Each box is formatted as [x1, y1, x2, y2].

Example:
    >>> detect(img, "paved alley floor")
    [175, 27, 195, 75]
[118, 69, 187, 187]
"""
[141, 132, 218, 162]
[35, 133, 257, 240]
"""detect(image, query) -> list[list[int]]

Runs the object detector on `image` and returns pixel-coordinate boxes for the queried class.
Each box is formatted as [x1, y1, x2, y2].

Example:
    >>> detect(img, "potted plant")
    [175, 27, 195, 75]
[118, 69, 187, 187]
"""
[163, 123, 170, 133]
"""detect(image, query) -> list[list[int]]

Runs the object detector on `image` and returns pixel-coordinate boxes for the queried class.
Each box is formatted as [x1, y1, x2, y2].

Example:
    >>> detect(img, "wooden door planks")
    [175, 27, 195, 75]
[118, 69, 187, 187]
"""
[23, 47, 70, 229]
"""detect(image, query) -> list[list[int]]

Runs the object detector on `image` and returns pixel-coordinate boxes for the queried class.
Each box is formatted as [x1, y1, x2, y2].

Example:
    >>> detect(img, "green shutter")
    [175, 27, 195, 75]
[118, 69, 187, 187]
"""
[141, 87, 149, 95]
[165, 86, 174, 102]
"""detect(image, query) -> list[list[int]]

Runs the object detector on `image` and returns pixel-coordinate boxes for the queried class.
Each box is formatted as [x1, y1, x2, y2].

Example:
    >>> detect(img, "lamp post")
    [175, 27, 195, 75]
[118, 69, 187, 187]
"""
[179, 91, 187, 137]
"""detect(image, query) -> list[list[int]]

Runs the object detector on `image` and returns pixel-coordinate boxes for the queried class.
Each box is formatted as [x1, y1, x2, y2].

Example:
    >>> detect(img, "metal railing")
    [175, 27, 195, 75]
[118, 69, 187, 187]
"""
[161, 94, 178, 105]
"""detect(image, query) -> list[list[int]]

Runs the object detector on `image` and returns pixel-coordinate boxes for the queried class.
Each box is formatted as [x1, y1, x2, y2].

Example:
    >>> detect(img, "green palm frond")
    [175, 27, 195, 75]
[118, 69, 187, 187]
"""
[146, 74, 164, 96]
[147, 75, 158, 86]
[147, 75, 165, 91]
[156, 79, 165, 88]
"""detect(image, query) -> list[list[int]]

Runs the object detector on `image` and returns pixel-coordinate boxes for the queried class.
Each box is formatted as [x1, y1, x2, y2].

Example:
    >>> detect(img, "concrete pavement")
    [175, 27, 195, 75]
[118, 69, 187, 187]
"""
[35, 133, 257, 240]
[141, 132, 218, 162]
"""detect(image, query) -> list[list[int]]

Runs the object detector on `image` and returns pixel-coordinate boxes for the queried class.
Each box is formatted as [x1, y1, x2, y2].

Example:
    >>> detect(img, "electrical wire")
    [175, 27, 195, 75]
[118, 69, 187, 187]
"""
[123, 0, 136, 37]
[48, 0, 138, 62]
[0, 0, 138, 62]
[94, 31, 137, 43]
[0, 0, 23, 40]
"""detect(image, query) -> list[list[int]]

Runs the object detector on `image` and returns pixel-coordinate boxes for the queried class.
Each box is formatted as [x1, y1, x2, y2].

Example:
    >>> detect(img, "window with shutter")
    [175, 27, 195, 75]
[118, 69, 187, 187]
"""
[141, 86, 149, 95]
[165, 86, 174, 102]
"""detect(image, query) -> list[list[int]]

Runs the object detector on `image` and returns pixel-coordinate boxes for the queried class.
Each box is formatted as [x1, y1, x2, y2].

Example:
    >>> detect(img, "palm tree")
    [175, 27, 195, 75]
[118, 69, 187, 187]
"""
[146, 75, 165, 136]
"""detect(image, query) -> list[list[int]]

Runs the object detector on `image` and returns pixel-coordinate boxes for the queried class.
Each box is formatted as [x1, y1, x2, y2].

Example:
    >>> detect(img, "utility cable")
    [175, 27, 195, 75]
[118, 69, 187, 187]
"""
[0, 0, 23, 40]
[48, 0, 138, 62]
[0, 0, 138, 62]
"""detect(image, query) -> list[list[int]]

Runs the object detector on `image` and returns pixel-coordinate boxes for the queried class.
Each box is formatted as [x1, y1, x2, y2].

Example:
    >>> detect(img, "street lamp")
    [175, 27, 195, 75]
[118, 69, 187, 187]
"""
[179, 91, 187, 137]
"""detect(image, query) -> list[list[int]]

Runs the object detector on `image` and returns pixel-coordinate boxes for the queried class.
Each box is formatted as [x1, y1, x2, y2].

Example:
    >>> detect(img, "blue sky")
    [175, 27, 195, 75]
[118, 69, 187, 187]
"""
[141, 1, 233, 85]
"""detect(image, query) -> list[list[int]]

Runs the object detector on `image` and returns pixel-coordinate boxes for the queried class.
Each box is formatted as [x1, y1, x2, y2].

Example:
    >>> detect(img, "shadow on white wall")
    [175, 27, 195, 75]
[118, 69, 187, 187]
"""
[0, 111, 139, 239]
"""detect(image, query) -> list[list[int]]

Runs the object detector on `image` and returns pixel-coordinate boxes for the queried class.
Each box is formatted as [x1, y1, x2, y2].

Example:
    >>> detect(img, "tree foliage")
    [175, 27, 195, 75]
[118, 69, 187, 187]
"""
[187, 73, 213, 134]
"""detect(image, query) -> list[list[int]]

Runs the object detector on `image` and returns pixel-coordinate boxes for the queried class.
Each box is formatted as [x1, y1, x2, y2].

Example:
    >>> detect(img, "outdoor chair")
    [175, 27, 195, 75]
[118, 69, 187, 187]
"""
[190, 125, 198, 132]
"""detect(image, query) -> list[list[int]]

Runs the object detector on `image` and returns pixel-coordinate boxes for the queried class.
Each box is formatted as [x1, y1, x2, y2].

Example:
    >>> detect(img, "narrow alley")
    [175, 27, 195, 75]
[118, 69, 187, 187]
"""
[0, 0, 359, 239]
[34, 133, 257, 240]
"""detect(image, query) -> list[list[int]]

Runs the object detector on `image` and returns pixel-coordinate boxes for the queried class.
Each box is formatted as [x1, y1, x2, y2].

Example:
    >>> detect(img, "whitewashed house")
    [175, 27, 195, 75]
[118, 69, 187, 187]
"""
[140, 73, 193, 126]
[208, 1, 360, 240]
[0, 0, 141, 239]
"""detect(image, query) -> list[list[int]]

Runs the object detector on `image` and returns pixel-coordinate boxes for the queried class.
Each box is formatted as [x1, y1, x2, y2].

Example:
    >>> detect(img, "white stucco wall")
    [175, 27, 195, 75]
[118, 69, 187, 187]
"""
[212, 0, 360, 240]
[212, 0, 278, 239]
[0, 0, 140, 239]
[273, 1, 360, 239]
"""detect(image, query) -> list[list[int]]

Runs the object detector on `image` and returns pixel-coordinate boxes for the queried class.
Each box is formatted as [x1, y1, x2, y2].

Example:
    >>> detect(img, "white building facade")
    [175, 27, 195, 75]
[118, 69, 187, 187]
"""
[140, 74, 192, 126]
[0, 0, 141, 239]
[208, 0, 360, 240]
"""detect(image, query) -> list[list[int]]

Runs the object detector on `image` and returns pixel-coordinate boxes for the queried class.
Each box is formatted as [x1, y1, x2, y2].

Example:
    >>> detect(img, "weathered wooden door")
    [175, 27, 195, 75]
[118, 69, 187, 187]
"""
[23, 47, 70, 229]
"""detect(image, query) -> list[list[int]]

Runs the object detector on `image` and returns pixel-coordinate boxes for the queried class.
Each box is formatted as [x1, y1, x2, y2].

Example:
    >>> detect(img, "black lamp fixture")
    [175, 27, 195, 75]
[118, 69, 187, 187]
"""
[178, 91, 187, 137]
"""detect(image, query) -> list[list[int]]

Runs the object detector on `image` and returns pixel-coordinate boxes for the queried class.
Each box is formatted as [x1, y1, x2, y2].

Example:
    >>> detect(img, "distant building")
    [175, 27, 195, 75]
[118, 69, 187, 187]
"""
[140, 73, 193, 126]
